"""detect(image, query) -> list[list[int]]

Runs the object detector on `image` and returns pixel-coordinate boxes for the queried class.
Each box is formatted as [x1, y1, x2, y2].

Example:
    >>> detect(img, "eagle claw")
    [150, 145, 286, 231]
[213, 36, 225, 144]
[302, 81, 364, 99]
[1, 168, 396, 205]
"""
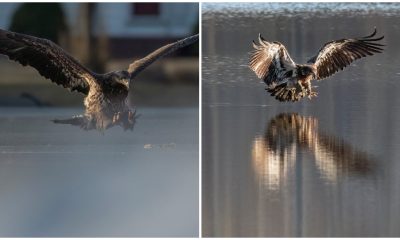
[307, 91, 318, 99]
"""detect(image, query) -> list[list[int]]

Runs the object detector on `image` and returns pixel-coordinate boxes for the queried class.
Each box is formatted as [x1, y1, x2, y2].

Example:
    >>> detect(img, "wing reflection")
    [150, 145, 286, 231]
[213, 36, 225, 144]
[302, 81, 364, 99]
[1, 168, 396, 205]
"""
[252, 113, 374, 190]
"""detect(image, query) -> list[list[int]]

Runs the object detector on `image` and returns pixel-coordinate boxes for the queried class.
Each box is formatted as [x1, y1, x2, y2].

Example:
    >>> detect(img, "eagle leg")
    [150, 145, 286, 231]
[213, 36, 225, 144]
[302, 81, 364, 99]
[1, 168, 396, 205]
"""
[301, 81, 318, 100]
[307, 86, 318, 99]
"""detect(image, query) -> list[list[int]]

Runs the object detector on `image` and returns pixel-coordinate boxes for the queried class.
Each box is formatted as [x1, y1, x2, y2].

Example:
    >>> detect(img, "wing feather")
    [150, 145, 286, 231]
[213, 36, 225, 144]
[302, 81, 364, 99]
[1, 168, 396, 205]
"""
[308, 28, 384, 80]
[0, 28, 97, 94]
[128, 34, 198, 79]
[249, 33, 296, 86]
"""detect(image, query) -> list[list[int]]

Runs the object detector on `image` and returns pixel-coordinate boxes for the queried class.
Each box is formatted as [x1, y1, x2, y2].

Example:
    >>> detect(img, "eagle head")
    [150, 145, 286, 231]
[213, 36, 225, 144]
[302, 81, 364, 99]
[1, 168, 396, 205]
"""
[113, 70, 130, 81]
[298, 65, 317, 79]
[106, 71, 131, 88]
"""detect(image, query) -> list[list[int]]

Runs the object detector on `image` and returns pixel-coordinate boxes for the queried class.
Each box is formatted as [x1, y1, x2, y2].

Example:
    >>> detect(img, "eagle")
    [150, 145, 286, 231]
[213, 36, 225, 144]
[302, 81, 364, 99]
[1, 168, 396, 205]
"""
[0, 28, 198, 130]
[249, 28, 384, 102]
[251, 113, 374, 189]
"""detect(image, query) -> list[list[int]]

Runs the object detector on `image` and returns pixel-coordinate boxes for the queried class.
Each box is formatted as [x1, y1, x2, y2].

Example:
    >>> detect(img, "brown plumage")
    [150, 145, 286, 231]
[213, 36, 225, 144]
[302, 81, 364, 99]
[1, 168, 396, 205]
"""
[249, 28, 384, 102]
[0, 28, 198, 130]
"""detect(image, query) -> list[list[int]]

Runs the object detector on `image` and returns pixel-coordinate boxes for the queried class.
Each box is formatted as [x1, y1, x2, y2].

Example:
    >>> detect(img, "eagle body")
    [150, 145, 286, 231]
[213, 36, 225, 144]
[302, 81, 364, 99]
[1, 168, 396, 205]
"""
[0, 28, 198, 130]
[249, 29, 384, 102]
[82, 74, 132, 130]
[264, 64, 316, 102]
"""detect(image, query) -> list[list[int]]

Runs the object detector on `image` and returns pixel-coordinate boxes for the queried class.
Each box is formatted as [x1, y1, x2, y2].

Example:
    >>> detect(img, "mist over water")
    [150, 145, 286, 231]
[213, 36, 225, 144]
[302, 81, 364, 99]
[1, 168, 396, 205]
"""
[202, 3, 400, 237]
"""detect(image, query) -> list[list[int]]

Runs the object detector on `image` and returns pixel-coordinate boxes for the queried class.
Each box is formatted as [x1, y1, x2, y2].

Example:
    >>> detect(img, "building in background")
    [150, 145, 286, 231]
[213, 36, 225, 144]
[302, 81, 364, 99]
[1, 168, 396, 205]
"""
[0, 3, 198, 62]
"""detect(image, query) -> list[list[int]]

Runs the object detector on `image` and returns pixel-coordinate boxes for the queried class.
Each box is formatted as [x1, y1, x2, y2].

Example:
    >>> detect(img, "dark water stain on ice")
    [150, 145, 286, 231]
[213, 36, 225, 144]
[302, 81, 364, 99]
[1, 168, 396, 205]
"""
[202, 3, 400, 237]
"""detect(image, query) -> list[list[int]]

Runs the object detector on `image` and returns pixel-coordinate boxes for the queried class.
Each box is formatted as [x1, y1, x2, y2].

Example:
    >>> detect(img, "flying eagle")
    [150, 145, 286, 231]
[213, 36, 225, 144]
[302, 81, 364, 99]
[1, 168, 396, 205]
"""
[0, 28, 198, 130]
[249, 29, 384, 102]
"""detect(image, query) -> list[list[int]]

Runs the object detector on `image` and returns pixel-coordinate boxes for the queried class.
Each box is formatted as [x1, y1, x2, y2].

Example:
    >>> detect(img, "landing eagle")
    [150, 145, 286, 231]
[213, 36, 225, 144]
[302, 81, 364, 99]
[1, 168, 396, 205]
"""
[0, 28, 198, 130]
[249, 28, 384, 102]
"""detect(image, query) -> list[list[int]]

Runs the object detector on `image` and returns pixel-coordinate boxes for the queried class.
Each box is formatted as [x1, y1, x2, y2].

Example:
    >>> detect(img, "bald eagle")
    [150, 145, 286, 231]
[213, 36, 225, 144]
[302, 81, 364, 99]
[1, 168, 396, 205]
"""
[249, 29, 384, 102]
[0, 28, 198, 130]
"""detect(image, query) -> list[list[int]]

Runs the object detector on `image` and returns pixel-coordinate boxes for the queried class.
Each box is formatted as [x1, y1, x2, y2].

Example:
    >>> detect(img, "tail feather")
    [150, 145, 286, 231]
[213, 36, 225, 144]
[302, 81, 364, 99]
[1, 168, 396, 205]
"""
[267, 83, 305, 102]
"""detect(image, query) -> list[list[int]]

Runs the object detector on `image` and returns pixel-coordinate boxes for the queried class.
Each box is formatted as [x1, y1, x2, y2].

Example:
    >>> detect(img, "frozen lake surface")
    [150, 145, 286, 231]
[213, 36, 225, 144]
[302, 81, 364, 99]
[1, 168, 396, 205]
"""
[202, 3, 400, 237]
[0, 107, 198, 237]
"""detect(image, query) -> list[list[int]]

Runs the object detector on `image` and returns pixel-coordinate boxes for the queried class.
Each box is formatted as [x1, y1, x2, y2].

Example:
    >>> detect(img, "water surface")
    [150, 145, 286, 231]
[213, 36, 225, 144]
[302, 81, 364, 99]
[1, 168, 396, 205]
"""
[202, 3, 400, 237]
[0, 107, 198, 237]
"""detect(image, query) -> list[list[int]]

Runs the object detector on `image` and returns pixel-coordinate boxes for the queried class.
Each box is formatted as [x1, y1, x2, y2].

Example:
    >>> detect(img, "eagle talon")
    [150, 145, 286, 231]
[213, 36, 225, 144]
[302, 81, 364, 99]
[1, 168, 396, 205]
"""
[307, 91, 318, 99]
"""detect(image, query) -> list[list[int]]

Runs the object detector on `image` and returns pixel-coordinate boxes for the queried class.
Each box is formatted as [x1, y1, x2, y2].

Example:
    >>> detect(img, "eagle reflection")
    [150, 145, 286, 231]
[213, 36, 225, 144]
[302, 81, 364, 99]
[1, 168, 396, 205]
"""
[252, 113, 374, 190]
[52, 98, 139, 131]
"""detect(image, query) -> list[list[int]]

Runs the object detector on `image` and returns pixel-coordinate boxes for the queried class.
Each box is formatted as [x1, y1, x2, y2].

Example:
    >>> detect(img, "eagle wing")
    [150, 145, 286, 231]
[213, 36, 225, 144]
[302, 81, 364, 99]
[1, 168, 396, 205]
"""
[249, 34, 296, 86]
[0, 28, 97, 94]
[127, 34, 198, 79]
[308, 28, 384, 80]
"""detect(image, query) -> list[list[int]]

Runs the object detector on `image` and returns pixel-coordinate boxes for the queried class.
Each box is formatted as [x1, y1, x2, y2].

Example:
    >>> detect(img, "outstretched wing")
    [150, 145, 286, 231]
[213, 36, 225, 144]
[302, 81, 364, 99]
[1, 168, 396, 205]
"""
[128, 34, 199, 79]
[249, 34, 296, 86]
[0, 28, 97, 94]
[308, 28, 384, 80]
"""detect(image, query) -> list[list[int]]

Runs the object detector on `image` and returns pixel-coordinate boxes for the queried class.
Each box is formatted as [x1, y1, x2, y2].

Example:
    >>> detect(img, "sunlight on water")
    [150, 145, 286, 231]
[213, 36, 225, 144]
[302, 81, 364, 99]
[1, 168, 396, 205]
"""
[203, 3, 400, 18]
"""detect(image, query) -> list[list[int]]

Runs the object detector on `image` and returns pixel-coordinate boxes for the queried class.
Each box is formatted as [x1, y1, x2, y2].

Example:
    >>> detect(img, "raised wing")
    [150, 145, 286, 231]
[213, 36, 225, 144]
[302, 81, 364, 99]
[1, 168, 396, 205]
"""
[0, 28, 97, 94]
[308, 28, 384, 80]
[128, 34, 199, 79]
[249, 34, 296, 86]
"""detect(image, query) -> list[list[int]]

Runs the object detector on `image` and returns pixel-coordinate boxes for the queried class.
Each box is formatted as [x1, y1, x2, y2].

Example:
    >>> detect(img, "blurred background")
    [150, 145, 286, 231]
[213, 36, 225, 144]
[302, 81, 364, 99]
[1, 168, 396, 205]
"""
[0, 2, 199, 107]
[0, 3, 198, 237]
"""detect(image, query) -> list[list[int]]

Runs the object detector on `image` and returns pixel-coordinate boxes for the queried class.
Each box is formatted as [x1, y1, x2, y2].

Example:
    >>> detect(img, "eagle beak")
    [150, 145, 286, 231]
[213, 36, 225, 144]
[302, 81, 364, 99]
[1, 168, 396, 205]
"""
[312, 72, 317, 79]
[118, 79, 129, 88]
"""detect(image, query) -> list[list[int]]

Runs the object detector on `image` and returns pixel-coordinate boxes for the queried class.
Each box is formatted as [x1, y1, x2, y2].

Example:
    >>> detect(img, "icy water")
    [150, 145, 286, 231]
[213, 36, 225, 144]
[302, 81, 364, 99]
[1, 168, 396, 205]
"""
[0, 107, 198, 237]
[202, 3, 400, 237]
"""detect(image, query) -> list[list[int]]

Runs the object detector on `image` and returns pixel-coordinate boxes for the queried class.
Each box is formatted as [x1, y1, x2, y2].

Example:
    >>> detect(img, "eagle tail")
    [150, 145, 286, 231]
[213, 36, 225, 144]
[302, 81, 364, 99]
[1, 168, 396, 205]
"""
[267, 83, 305, 102]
